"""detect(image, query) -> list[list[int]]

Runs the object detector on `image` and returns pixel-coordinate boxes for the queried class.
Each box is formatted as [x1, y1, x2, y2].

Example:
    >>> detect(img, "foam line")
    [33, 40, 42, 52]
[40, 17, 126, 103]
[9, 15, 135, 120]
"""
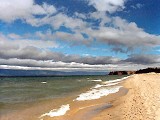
[88, 79, 102, 82]
[41, 82, 47, 84]
[75, 86, 122, 101]
[39, 104, 70, 118]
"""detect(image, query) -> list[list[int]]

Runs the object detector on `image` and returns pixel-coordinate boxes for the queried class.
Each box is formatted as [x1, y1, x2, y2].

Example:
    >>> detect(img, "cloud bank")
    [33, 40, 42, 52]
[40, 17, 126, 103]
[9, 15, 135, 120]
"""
[0, 0, 159, 72]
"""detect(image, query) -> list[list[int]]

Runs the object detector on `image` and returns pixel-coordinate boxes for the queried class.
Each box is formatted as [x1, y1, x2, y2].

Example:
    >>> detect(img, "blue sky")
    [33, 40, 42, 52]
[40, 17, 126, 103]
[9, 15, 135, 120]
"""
[0, 0, 159, 71]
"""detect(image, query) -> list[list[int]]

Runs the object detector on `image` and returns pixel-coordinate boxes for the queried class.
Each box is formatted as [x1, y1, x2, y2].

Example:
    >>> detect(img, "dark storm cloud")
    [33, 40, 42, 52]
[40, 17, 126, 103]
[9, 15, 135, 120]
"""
[61, 55, 120, 65]
[0, 46, 120, 65]
[0, 46, 64, 61]
[0, 33, 120, 65]
[124, 54, 160, 65]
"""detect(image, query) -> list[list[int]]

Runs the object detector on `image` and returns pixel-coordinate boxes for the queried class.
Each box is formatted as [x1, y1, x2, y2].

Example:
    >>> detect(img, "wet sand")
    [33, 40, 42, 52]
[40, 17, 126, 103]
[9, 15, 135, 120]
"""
[1, 84, 127, 120]
[41, 87, 128, 120]
[0, 96, 74, 120]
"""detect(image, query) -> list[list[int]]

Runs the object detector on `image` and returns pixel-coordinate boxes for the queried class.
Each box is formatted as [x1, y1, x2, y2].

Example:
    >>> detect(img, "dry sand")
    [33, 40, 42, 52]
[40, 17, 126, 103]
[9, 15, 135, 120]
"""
[93, 73, 160, 120]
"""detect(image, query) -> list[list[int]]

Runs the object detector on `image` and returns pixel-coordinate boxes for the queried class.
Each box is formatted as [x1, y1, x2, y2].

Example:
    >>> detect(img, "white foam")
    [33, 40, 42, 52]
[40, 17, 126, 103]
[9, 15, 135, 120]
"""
[75, 76, 131, 101]
[89, 79, 102, 82]
[105, 76, 130, 84]
[93, 84, 103, 89]
[106, 82, 120, 86]
[93, 82, 120, 89]
[41, 82, 47, 84]
[75, 86, 122, 101]
[39, 104, 70, 118]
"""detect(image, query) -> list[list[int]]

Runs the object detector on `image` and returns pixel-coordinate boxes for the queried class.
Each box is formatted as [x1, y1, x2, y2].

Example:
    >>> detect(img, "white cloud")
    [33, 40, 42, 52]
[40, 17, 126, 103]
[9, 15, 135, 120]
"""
[0, 33, 58, 50]
[88, 0, 126, 13]
[74, 12, 87, 19]
[7, 33, 22, 39]
[0, 0, 56, 22]
[41, 3, 57, 14]
[0, 33, 59, 60]
[131, 3, 143, 9]
[54, 31, 92, 45]
[89, 11, 111, 26]
[35, 30, 92, 46]
[26, 12, 160, 52]
[27, 13, 87, 29]
[85, 16, 160, 51]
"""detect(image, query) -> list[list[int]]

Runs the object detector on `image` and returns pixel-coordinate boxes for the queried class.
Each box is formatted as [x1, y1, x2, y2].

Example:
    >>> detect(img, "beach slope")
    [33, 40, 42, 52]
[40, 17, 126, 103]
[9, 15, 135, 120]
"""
[93, 73, 160, 120]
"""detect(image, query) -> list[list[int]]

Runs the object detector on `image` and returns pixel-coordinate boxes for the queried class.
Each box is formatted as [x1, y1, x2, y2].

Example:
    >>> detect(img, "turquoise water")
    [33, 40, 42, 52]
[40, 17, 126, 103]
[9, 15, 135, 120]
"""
[0, 75, 125, 114]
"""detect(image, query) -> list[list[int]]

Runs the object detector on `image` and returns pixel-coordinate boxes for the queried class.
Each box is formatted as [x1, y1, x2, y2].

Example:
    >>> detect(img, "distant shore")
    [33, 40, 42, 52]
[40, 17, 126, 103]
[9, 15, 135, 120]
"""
[108, 67, 160, 75]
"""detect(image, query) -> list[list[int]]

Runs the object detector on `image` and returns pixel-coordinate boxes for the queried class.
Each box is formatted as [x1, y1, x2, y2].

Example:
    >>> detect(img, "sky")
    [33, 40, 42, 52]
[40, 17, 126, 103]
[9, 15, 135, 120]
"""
[0, 0, 160, 72]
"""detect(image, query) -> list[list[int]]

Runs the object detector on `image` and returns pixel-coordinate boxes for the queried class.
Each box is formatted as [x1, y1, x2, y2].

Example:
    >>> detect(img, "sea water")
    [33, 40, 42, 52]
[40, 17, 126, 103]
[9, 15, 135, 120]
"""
[0, 75, 127, 117]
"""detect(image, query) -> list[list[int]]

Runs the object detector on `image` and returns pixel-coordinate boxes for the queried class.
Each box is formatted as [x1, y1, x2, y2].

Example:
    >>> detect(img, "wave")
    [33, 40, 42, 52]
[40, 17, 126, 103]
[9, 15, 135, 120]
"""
[75, 86, 122, 101]
[75, 76, 131, 101]
[39, 104, 70, 118]
[39, 76, 131, 118]
[104, 76, 130, 84]
[41, 82, 47, 84]
[93, 82, 120, 89]
[88, 79, 102, 82]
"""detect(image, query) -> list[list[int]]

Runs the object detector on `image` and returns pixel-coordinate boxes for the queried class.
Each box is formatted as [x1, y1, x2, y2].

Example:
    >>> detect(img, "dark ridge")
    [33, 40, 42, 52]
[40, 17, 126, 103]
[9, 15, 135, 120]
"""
[108, 71, 135, 75]
[135, 67, 160, 74]
[108, 67, 160, 75]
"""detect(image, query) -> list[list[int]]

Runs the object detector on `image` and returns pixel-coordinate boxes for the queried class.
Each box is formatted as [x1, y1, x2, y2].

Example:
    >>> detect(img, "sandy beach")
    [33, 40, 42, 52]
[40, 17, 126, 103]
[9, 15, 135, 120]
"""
[1, 73, 160, 120]
[47, 73, 160, 120]
[93, 73, 160, 120]
[37, 73, 160, 120]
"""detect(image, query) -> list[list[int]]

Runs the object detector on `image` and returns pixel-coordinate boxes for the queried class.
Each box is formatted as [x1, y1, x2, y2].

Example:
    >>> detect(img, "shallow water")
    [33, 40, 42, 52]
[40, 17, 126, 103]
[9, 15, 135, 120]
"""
[0, 75, 126, 116]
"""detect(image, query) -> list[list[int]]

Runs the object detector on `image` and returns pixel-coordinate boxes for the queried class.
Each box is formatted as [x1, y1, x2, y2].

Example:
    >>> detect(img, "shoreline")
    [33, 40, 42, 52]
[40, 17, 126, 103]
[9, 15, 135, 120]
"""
[40, 86, 128, 120]
[49, 73, 160, 120]
[0, 75, 130, 120]
[93, 73, 160, 120]
[40, 76, 129, 120]
[1, 73, 160, 120]
[67, 87, 128, 120]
